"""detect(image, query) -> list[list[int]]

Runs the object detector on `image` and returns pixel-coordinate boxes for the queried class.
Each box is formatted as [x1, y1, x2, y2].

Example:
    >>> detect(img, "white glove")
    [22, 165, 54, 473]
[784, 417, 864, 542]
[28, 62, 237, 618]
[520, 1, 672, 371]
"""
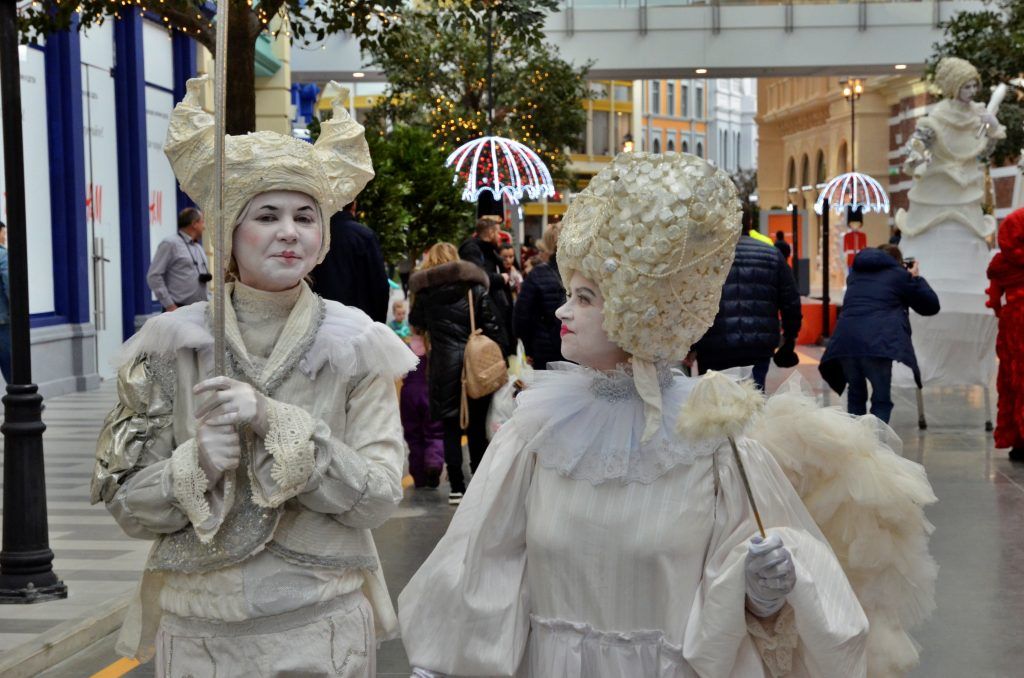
[194, 376, 269, 436]
[981, 112, 999, 128]
[745, 533, 796, 617]
[195, 421, 241, 487]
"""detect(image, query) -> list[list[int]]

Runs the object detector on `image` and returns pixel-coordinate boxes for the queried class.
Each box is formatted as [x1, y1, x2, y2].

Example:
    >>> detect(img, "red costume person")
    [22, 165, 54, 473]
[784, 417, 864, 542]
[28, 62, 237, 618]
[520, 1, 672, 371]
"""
[843, 226, 867, 269]
[986, 208, 1024, 461]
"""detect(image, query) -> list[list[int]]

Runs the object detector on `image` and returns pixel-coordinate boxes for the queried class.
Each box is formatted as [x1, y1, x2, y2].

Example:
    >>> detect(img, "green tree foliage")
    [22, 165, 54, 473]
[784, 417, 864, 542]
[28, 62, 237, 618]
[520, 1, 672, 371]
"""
[356, 126, 475, 266]
[362, 0, 589, 179]
[18, 0, 403, 134]
[931, 1, 1024, 165]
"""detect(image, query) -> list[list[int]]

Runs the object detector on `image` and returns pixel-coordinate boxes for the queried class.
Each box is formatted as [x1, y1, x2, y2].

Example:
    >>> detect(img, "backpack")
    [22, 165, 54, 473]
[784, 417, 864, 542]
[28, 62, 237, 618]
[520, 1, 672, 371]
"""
[461, 289, 507, 429]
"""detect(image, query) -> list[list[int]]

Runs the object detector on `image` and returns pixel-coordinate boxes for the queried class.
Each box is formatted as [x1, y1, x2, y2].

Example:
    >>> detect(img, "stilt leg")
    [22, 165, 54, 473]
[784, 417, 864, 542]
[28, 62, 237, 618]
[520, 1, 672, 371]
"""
[916, 387, 927, 430]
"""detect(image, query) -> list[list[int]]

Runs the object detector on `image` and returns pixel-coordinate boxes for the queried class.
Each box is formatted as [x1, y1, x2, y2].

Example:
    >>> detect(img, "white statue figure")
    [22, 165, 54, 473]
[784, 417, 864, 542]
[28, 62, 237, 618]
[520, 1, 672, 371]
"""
[894, 57, 1005, 390]
[91, 77, 416, 674]
[898, 57, 1004, 239]
[400, 152, 936, 678]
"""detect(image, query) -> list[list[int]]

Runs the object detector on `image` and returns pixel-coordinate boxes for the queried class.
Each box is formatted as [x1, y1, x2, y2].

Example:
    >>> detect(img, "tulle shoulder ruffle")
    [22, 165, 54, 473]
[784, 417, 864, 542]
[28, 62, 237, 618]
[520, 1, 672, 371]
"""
[116, 302, 213, 368]
[116, 298, 417, 383]
[513, 362, 723, 485]
[748, 377, 937, 678]
[301, 300, 417, 381]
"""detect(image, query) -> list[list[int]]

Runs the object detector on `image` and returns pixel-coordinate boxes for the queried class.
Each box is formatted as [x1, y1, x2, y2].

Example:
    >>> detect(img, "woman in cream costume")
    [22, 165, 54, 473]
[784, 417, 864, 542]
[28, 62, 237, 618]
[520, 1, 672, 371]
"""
[894, 56, 1005, 387]
[90, 77, 415, 676]
[399, 152, 936, 678]
[898, 56, 1004, 242]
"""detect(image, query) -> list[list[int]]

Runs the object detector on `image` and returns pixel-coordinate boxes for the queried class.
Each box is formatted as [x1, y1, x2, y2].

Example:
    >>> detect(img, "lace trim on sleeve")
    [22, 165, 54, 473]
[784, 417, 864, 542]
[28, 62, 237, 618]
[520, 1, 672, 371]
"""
[170, 439, 212, 537]
[745, 604, 798, 678]
[251, 399, 317, 508]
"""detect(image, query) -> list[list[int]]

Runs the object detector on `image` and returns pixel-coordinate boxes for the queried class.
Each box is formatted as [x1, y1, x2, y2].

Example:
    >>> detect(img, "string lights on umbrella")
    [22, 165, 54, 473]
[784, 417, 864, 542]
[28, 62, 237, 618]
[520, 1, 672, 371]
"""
[814, 171, 890, 216]
[445, 135, 555, 204]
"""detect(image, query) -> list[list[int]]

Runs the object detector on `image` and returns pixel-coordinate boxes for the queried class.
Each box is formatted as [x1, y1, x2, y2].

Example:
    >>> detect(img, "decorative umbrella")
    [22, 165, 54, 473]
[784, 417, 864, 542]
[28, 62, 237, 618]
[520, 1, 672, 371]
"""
[445, 135, 555, 204]
[814, 171, 890, 215]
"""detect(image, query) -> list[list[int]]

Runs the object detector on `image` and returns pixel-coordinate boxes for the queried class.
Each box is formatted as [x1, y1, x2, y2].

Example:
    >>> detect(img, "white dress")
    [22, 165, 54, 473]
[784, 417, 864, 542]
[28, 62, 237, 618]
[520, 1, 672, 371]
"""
[398, 363, 868, 677]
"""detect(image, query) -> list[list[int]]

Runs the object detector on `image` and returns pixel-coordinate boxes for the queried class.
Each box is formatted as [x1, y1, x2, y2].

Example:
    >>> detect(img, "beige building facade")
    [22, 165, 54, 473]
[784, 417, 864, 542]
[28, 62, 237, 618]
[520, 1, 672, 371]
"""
[757, 75, 916, 294]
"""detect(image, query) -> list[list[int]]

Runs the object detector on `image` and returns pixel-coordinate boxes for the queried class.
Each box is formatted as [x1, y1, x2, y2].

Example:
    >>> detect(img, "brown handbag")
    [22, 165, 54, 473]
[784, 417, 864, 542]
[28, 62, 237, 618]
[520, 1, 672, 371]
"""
[461, 289, 507, 429]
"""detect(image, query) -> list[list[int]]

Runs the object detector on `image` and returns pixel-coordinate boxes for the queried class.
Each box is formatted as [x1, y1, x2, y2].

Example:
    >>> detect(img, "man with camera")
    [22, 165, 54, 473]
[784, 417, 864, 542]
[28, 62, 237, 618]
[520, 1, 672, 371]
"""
[146, 207, 211, 311]
[819, 244, 940, 423]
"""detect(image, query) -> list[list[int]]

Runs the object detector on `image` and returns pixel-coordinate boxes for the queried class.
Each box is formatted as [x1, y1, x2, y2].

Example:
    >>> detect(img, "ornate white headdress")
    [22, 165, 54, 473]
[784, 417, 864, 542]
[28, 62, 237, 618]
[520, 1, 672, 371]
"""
[558, 151, 742, 438]
[934, 57, 980, 100]
[164, 76, 374, 266]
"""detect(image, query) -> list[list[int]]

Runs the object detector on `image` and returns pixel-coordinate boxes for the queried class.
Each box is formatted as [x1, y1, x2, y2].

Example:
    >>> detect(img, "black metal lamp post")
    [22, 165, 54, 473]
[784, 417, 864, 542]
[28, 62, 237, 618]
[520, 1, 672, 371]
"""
[0, 0, 66, 603]
[842, 78, 863, 173]
[820, 198, 831, 341]
[790, 202, 799, 293]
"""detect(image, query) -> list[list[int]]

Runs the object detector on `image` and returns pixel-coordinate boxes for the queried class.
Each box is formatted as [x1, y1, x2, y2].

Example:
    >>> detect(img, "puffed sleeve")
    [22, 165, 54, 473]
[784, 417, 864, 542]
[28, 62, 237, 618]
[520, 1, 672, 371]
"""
[246, 368, 405, 529]
[398, 420, 535, 677]
[683, 439, 869, 678]
[93, 352, 233, 543]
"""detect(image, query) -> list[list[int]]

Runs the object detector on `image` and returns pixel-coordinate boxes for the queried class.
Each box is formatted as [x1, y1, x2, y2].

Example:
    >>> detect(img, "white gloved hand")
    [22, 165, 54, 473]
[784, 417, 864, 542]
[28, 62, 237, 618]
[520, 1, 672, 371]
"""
[195, 421, 241, 487]
[745, 533, 796, 617]
[981, 112, 999, 128]
[193, 376, 269, 436]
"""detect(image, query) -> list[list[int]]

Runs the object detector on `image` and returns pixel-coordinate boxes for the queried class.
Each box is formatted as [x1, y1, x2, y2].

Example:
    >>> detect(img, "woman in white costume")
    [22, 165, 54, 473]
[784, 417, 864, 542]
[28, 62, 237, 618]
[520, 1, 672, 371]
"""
[90, 77, 415, 676]
[898, 56, 1005, 241]
[398, 152, 879, 678]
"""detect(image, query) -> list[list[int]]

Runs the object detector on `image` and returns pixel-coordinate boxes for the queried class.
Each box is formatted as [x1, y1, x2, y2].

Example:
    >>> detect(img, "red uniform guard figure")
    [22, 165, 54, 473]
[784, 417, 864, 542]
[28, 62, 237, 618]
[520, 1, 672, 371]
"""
[986, 208, 1024, 462]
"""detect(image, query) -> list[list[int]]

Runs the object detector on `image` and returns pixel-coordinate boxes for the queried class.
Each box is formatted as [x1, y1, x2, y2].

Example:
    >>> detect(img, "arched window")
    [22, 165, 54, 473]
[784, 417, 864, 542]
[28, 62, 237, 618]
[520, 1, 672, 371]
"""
[652, 137, 661, 154]
[815, 149, 826, 184]
[696, 141, 704, 158]
[667, 138, 675, 152]
[800, 154, 810, 187]
[787, 157, 796, 189]
[837, 142, 848, 174]
[682, 139, 689, 153]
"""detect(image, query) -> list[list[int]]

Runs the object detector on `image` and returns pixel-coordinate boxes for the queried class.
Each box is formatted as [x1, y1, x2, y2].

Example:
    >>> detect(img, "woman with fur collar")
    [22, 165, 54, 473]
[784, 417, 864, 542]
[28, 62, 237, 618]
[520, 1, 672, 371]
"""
[90, 78, 415, 675]
[399, 152, 936, 677]
[408, 243, 509, 504]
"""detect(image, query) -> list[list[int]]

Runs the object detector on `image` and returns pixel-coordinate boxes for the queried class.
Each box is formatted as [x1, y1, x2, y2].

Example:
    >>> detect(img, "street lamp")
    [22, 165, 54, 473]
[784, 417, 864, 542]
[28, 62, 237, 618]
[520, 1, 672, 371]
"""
[0, 0, 66, 602]
[841, 78, 863, 172]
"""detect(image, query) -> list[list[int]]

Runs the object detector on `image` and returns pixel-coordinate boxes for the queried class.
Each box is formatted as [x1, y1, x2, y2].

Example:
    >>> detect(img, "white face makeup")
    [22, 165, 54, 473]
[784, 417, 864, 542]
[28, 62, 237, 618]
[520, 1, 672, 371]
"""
[232, 190, 322, 292]
[555, 272, 631, 371]
[958, 80, 979, 103]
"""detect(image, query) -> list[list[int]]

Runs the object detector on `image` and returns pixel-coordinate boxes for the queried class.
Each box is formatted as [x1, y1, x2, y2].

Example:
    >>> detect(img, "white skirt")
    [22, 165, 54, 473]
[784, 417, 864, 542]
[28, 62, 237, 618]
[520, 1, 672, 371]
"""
[155, 590, 374, 678]
[519, 615, 697, 678]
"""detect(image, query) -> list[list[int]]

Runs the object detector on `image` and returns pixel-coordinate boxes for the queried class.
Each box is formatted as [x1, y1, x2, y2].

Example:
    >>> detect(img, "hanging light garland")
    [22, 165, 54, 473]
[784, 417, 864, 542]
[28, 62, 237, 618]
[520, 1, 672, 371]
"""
[814, 171, 890, 215]
[445, 135, 554, 204]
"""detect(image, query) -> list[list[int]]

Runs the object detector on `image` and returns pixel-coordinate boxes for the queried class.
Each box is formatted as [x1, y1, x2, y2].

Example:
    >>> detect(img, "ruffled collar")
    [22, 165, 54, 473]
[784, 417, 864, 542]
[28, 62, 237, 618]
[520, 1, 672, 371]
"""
[513, 362, 723, 485]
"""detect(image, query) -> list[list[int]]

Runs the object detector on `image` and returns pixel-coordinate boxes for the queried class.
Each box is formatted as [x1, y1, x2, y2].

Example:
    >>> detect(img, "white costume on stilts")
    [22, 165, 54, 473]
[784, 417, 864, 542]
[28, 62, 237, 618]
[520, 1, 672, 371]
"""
[399, 153, 936, 677]
[91, 78, 416, 675]
[895, 57, 1004, 388]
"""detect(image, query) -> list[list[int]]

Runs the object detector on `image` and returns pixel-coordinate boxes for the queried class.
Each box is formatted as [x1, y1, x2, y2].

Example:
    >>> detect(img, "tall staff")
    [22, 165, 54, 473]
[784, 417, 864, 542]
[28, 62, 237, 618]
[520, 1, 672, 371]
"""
[212, 0, 230, 375]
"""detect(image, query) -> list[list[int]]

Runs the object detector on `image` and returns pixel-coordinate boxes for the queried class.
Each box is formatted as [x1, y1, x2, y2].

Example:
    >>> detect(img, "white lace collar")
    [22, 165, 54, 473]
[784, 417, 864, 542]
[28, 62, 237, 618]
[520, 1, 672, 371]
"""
[513, 362, 723, 485]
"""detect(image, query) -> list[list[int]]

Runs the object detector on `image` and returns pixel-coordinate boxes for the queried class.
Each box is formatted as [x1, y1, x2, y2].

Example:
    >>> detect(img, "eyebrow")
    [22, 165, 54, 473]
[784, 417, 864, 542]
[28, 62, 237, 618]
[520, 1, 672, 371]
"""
[574, 286, 596, 297]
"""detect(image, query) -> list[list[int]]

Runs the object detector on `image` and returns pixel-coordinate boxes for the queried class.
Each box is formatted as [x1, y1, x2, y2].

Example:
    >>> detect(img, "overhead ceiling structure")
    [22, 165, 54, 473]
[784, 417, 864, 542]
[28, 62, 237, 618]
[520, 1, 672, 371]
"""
[291, 1, 988, 83]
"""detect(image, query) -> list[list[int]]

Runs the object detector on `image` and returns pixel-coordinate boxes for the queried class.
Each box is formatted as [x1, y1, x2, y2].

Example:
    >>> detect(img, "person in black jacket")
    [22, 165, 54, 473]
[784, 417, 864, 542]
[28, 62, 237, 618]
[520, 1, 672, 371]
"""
[310, 202, 390, 322]
[692, 233, 802, 391]
[459, 217, 514, 343]
[820, 245, 940, 423]
[409, 243, 508, 504]
[514, 224, 566, 369]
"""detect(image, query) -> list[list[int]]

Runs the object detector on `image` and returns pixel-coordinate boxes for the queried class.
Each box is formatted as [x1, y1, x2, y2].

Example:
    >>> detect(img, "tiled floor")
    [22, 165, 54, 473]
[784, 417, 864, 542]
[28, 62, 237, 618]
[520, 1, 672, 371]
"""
[0, 380, 152, 655]
[11, 352, 1024, 676]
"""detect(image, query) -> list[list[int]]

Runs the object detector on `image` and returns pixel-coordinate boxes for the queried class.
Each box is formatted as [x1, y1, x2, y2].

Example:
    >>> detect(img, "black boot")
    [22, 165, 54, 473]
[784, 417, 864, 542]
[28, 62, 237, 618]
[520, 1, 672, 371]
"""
[1009, 447, 1024, 463]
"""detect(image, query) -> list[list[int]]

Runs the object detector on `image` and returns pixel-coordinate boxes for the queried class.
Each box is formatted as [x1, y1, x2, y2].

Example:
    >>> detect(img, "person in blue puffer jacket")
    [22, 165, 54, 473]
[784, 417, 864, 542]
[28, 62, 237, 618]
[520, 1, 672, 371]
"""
[820, 244, 940, 423]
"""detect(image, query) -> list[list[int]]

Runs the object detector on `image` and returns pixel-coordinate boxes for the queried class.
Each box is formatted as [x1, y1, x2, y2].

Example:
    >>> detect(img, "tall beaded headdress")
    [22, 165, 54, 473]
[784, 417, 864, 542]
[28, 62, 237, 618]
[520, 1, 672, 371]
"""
[558, 151, 742, 438]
